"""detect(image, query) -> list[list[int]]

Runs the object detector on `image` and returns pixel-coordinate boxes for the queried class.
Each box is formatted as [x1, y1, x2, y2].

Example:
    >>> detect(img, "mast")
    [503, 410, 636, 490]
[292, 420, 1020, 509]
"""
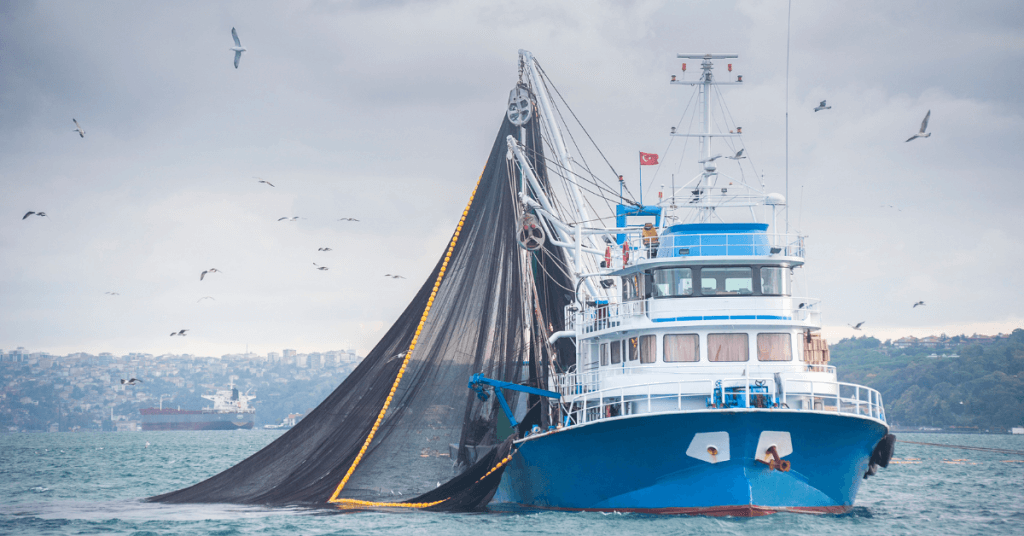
[672, 54, 739, 223]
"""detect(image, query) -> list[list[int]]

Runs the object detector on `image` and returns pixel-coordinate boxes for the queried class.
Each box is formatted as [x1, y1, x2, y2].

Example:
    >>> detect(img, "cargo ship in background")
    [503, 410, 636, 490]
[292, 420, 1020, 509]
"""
[140, 381, 255, 431]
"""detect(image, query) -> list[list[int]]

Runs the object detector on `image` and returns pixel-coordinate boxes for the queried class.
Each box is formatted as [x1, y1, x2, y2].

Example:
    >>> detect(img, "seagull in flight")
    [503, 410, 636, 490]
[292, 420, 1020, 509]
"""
[314, 263, 329, 271]
[105, 292, 120, 296]
[120, 378, 143, 385]
[254, 177, 274, 187]
[198, 296, 215, 302]
[814, 100, 831, 112]
[726, 148, 745, 160]
[170, 329, 188, 336]
[278, 216, 300, 222]
[200, 268, 222, 281]
[385, 274, 406, 279]
[849, 322, 865, 330]
[906, 110, 932, 142]
[22, 211, 47, 220]
[72, 118, 85, 138]
[318, 247, 332, 252]
[337, 217, 360, 222]
[230, 27, 246, 69]
[913, 301, 925, 308]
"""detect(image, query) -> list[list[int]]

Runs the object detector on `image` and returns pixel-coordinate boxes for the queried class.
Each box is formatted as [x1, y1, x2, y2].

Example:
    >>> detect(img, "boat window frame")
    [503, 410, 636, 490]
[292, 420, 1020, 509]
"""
[627, 337, 639, 362]
[707, 332, 750, 362]
[610, 340, 622, 364]
[639, 334, 657, 364]
[757, 332, 793, 361]
[648, 264, 793, 298]
[600, 342, 609, 366]
[664, 334, 700, 362]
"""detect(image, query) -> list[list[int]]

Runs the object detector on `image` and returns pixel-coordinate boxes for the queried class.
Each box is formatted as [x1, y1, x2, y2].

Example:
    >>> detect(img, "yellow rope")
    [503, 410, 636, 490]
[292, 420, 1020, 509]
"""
[328, 176, 481, 504]
[331, 451, 517, 510]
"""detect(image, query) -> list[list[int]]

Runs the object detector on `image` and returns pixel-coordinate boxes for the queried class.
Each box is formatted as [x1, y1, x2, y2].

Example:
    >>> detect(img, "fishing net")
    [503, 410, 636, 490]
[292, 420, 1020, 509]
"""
[150, 112, 573, 509]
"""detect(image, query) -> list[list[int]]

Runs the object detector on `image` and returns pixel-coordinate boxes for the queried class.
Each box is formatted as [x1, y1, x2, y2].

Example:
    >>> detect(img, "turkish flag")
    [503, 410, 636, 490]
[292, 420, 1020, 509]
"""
[639, 152, 659, 165]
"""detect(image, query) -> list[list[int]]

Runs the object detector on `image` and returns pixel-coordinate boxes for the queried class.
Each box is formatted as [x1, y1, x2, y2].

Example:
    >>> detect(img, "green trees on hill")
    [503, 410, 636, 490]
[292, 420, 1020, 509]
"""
[831, 329, 1024, 430]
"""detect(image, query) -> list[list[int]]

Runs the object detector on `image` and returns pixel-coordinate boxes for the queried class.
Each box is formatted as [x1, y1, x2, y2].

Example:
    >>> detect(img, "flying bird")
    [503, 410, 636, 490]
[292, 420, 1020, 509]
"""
[337, 217, 360, 222]
[170, 329, 188, 336]
[906, 110, 932, 142]
[814, 100, 831, 112]
[385, 274, 406, 279]
[230, 27, 246, 69]
[104, 292, 120, 296]
[254, 177, 274, 187]
[314, 263, 329, 271]
[849, 322, 865, 330]
[318, 247, 332, 252]
[199, 268, 222, 281]
[278, 216, 299, 222]
[72, 118, 85, 138]
[120, 378, 143, 385]
[198, 296, 215, 302]
[726, 148, 745, 160]
[22, 211, 47, 220]
[913, 301, 925, 308]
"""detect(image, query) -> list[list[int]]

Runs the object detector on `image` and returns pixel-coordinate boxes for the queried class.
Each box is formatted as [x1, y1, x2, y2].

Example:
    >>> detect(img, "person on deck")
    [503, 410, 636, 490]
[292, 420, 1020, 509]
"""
[642, 223, 659, 258]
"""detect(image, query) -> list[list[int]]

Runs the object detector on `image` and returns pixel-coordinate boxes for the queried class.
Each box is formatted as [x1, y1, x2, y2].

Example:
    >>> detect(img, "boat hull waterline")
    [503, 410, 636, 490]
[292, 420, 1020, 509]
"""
[492, 411, 887, 516]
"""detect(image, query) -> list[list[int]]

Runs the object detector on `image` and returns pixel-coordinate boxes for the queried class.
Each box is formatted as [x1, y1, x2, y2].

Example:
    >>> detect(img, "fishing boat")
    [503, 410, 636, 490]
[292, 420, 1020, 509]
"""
[485, 51, 896, 516]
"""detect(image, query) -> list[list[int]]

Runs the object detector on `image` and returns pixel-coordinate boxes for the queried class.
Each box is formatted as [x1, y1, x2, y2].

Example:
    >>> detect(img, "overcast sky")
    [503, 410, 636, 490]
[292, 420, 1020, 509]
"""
[1, 0, 1021, 357]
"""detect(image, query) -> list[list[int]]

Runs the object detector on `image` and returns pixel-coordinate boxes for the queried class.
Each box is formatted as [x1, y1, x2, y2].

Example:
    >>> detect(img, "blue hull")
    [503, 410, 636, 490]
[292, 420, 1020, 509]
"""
[491, 410, 887, 516]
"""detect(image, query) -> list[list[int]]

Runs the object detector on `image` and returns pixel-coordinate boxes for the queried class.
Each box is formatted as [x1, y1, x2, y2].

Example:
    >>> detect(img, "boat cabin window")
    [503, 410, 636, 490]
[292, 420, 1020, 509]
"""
[708, 333, 749, 362]
[610, 340, 622, 364]
[701, 267, 753, 296]
[640, 335, 657, 363]
[627, 337, 639, 361]
[757, 333, 792, 361]
[653, 268, 693, 297]
[760, 267, 792, 296]
[622, 273, 645, 301]
[600, 343, 609, 366]
[664, 334, 699, 362]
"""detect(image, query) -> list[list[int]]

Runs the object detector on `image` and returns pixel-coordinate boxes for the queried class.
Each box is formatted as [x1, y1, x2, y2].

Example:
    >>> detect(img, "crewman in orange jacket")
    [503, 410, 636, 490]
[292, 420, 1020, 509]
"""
[642, 222, 659, 258]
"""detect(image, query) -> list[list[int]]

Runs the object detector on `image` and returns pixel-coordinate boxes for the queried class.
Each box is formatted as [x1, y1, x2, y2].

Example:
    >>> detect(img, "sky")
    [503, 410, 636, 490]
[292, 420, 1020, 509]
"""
[1, 0, 1022, 357]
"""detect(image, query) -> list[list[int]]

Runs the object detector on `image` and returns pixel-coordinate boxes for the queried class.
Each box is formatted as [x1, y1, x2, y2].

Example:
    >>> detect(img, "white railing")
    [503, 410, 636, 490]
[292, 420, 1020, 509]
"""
[554, 373, 885, 426]
[612, 230, 805, 264]
[568, 297, 821, 334]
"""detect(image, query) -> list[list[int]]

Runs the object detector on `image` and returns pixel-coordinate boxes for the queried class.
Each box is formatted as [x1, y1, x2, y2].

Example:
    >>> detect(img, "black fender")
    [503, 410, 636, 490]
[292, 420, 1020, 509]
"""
[864, 433, 897, 479]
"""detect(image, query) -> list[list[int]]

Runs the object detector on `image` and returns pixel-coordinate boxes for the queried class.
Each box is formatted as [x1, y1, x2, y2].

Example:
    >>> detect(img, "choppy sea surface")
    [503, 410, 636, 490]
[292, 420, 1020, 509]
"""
[1, 430, 1022, 535]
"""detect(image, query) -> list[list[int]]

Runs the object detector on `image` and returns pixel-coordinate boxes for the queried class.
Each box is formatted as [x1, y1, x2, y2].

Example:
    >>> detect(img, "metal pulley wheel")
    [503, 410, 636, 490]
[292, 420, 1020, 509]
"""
[516, 213, 545, 251]
[507, 84, 533, 126]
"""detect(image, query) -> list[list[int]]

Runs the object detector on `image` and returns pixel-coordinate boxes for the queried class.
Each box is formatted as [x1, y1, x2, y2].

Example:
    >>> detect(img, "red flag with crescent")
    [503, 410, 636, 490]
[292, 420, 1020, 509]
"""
[639, 152, 659, 165]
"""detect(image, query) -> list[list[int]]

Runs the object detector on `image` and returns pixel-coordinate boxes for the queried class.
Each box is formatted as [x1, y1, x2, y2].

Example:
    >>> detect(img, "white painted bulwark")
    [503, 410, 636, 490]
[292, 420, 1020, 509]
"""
[686, 431, 730, 463]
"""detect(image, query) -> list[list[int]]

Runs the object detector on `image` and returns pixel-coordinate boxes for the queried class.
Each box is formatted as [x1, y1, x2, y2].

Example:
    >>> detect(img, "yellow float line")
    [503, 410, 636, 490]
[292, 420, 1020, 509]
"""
[328, 175, 482, 504]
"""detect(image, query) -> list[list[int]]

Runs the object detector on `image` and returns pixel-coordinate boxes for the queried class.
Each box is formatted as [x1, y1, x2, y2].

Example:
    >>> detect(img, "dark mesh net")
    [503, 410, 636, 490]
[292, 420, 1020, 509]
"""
[149, 112, 572, 509]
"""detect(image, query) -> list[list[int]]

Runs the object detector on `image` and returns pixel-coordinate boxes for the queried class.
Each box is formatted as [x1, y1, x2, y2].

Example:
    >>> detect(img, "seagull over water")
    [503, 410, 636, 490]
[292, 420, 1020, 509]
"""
[254, 177, 274, 187]
[337, 217, 360, 222]
[200, 268, 222, 281]
[170, 329, 188, 336]
[318, 247, 332, 252]
[198, 296, 215, 302]
[814, 100, 831, 112]
[278, 216, 300, 222]
[906, 110, 932, 142]
[385, 274, 406, 279]
[105, 292, 120, 296]
[72, 118, 85, 138]
[230, 27, 246, 69]
[120, 378, 143, 385]
[314, 263, 329, 271]
[913, 301, 925, 308]
[849, 321, 865, 330]
[22, 211, 47, 220]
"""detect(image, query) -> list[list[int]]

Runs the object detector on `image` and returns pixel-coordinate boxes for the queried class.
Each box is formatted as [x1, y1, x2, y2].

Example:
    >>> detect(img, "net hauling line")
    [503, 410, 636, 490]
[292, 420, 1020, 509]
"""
[328, 168, 520, 510]
[896, 439, 1024, 456]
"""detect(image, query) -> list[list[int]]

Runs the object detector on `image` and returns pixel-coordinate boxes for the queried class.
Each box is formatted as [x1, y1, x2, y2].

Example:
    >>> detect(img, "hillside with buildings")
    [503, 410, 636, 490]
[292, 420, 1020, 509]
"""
[830, 329, 1024, 432]
[0, 347, 362, 432]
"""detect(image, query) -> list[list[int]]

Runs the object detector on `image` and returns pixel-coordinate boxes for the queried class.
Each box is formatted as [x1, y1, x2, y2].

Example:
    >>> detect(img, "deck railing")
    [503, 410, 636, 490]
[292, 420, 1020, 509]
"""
[567, 298, 821, 333]
[554, 373, 885, 426]
[613, 230, 805, 264]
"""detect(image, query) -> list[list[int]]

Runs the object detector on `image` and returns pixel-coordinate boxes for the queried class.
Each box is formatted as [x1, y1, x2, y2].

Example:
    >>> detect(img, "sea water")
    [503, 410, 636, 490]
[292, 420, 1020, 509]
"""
[1, 430, 1021, 535]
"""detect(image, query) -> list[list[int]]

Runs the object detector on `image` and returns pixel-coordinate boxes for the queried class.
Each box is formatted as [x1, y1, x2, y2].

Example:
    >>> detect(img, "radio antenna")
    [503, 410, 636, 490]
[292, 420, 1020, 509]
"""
[785, 0, 792, 233]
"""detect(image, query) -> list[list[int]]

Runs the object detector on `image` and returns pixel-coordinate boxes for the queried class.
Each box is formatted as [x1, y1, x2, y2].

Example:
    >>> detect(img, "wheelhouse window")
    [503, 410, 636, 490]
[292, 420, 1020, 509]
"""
[622, 274, 644, 301]
[757, 333, 792, 361]
[610, 340, 622, 364]
[700, 267, 753, 296]
[760, 267, 792, 296]
[664, 334, 699, 362]
[600, 343, 609, 366]
[653, 268, 693, 297]
[640, 335, 657, 363]
[627, 337, 639, 361]
[708, 333, 749, 362]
